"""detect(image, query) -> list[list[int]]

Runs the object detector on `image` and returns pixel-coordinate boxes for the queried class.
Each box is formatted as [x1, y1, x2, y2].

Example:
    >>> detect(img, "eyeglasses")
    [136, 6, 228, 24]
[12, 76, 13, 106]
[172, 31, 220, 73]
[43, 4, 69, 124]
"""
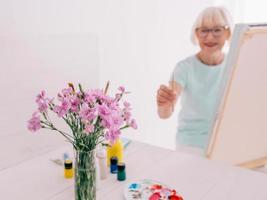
[196, 26, 229, 38]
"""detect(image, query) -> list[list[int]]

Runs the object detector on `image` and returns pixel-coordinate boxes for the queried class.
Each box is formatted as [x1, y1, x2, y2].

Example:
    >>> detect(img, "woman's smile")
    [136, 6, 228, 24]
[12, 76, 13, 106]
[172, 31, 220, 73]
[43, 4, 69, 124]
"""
[204, 42, 218, 48]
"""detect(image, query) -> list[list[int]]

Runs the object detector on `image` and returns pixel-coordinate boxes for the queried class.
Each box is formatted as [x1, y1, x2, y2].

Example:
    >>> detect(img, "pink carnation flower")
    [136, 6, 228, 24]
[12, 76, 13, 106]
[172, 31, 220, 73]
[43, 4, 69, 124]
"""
[79, 104, 97, 122]
[35, 90, 49, 113]
[105, 128, 121, 144]
[85, 124, 94, 134]
[27, 112, 41, 132]
[53, 99, 70, 117]
[130, 119, 138, 129]
[118, 86, 125, 93]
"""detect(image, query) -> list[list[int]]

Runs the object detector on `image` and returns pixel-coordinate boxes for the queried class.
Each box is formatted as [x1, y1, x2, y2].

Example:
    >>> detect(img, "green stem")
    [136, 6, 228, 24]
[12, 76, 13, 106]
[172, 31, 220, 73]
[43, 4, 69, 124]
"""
[41, 121, 74, 143]
[120, 125, 129, 131]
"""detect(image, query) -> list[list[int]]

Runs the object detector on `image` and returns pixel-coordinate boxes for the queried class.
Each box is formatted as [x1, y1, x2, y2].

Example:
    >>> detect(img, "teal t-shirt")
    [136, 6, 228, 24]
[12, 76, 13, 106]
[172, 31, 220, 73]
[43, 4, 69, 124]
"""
[172, 55, 225, 149]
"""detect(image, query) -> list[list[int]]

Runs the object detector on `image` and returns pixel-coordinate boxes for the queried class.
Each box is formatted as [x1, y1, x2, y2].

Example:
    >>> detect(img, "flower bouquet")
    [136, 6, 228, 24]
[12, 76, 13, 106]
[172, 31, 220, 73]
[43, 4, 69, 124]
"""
[27, 82, 137, 200]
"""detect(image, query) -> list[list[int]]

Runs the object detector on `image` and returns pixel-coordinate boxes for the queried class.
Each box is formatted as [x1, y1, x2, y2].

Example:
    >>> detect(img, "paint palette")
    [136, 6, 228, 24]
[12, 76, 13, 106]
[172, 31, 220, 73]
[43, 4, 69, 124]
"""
[124, 179, 184, 200]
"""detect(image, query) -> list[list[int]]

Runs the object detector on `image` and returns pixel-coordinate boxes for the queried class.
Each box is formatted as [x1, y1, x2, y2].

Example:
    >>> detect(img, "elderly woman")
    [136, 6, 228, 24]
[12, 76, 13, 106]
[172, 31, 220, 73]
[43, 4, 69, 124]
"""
[156, 7, 233, 154]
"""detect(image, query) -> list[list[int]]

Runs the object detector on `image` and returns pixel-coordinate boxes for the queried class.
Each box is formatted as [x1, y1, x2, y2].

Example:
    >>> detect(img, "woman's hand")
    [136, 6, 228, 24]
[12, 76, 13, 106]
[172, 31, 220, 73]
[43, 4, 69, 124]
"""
[156, 82, 182, 119]
[157, 85, 177, 107]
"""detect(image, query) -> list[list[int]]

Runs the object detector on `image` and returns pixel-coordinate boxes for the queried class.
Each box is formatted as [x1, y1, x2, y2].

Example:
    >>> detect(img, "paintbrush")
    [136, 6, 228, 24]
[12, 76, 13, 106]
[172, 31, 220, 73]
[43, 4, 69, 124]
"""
[171, 72, 175, 112]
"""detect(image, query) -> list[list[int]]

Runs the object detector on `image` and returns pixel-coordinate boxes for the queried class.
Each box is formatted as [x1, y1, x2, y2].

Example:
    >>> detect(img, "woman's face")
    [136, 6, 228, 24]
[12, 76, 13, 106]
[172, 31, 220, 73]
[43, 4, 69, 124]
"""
[196, 24, 230, 54]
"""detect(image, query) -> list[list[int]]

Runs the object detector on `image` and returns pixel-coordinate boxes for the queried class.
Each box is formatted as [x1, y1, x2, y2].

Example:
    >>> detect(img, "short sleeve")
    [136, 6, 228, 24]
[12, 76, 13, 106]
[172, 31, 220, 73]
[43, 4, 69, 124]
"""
[169, 61, 188, 88]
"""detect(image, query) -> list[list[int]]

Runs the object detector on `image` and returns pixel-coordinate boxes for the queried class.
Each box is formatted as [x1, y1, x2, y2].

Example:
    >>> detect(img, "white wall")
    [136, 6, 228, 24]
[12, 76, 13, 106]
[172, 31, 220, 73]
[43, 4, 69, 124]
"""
[240, 0, 267, 23]
[0, 0, 104, 35]
[0, 0, 103, 170]
[0, 0, 100, 151]
[213, 0, 267, 23]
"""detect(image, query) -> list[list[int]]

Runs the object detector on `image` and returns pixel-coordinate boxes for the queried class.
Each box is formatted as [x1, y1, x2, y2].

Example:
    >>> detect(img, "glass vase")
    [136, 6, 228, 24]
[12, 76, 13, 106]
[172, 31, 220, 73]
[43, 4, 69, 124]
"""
[74, 150, 96, 200]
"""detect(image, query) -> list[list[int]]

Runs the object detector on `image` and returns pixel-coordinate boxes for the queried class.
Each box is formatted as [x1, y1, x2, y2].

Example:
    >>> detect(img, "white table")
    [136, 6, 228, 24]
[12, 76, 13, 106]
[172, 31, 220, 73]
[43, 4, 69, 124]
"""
[1, 140, 267, 200]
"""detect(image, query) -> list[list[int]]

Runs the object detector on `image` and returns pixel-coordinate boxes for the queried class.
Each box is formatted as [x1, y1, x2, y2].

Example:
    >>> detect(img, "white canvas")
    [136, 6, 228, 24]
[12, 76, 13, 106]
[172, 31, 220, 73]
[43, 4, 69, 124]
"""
[206, 24, 267, 167]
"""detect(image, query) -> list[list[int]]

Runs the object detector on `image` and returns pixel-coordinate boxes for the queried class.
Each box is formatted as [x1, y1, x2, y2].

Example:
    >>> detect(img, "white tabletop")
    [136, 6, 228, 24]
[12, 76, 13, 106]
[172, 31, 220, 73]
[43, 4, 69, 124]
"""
[1, 140, 267, 200]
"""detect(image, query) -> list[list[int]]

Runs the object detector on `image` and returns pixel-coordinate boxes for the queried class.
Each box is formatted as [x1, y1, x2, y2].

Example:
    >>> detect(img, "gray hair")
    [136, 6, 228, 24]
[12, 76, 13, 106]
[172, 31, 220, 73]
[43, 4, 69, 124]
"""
[191, 6, 234, 45]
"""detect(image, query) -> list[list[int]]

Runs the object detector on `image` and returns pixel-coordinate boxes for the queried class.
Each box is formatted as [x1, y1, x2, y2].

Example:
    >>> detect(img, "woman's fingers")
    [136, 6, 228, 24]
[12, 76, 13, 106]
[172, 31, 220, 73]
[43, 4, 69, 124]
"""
[157, 85, 176, 106]
[158, 85, 176, 101]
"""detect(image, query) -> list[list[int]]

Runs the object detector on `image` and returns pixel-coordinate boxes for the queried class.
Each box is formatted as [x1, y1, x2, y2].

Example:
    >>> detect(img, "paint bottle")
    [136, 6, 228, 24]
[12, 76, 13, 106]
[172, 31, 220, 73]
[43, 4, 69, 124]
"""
[117, 162, 126, 181]
[110, 156, 118, 174]
[107, 139, 123, 166]
[64, 159, 73, 179]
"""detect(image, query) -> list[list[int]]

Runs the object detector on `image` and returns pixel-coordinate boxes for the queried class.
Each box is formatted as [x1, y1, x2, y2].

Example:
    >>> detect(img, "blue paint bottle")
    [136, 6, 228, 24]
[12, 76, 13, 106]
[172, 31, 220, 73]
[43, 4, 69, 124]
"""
[110, 156, 118, 173]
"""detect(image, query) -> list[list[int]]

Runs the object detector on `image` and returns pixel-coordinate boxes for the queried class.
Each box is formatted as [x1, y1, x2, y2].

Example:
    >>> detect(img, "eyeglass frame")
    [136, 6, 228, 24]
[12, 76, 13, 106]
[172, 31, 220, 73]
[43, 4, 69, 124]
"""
[195, 26, 229, 38]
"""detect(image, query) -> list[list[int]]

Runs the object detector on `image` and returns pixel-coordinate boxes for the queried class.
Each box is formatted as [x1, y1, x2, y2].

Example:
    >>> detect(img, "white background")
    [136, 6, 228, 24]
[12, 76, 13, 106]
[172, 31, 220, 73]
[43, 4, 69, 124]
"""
[1, 0, 267, 152]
